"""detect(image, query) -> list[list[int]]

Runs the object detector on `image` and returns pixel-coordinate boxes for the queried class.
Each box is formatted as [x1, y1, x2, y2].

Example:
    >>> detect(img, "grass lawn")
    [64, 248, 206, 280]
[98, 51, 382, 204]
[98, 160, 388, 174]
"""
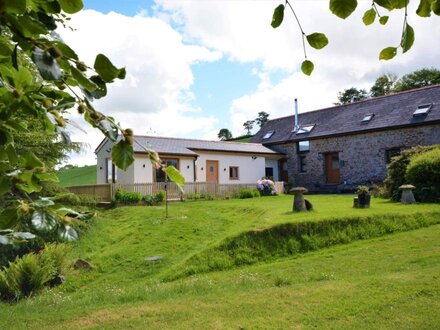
[1, 195, 440, 329]
[57, 165, 97, 187]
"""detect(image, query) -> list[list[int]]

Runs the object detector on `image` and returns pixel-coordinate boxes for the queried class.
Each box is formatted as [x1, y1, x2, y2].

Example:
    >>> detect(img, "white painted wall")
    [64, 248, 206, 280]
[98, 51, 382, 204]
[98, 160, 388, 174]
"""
[96, 139, 279, 185]
[96, 139, 112, 184]
[195, 151, 266, 184]
[265, 159, 279, 181]
[133, 155, 195, 183]
[134, 155, 153, 183]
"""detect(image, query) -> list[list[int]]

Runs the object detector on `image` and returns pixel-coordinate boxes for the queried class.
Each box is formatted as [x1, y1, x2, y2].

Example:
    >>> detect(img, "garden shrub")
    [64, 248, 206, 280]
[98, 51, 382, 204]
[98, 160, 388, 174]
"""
[256, 178, 277, 196]
[384, 145, 438, 201]
[237, 188, 259, 199]
[114, 189, 142, 204]
[51, 193, 98, 207]
[405, 147, 440, 202]
[143, 190, 166, 206]
[0, 244, 69, 301]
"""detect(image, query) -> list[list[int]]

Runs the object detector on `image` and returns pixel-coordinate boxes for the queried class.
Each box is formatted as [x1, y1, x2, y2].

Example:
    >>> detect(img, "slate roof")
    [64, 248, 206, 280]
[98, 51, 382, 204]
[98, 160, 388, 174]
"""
[95, 135, 283, 156]
[251, 85, 440, 145]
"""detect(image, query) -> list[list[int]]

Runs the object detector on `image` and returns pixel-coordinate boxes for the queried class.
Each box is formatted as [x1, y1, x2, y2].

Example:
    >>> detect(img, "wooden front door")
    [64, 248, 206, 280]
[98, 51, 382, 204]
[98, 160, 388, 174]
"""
[325, 153, 341, 184]
[206, 160, 219, 183]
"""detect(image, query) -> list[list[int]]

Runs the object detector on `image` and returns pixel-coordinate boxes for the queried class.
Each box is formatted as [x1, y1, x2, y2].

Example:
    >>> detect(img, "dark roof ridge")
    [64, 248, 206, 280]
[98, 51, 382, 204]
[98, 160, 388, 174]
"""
[264, 84, 440, 124]
[133, 135, 266, 146]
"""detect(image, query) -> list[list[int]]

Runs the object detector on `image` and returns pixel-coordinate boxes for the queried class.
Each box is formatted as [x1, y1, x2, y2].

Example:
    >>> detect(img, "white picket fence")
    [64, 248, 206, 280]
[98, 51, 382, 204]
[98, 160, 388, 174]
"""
[66, 181, 284, 202]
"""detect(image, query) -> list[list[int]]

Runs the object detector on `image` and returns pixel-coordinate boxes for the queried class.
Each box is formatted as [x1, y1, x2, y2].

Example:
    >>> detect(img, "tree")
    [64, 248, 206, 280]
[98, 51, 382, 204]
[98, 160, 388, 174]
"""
[370, 73, 398, 97]
[255, 111, 270, 128]
[243, 120, 255, 135]
[394, 68, 440, 92]
[335, 87, 369, 105]
[217, 128, 232, 141]
[0, 0, 184, 247]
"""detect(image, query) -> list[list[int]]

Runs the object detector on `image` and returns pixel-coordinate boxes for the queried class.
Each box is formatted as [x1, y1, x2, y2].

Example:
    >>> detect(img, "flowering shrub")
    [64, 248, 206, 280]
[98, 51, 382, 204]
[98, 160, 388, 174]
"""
[256, 179, 277, 196]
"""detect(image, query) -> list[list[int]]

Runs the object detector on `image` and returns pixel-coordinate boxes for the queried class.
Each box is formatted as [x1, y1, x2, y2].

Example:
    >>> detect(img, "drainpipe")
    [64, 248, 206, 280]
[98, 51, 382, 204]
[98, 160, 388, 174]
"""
[294, 98, 299, 132]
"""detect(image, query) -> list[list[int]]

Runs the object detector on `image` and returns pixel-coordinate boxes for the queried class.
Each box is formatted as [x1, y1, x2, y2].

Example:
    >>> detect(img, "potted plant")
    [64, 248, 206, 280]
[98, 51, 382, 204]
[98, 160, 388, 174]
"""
[356, 185, 371, 208]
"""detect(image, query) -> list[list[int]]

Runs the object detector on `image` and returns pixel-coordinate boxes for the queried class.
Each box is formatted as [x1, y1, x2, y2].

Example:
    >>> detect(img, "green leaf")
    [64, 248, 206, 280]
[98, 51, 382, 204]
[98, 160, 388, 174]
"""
[379, 47, 397, 60]
[21, 152, 44, 170]
[301, 60, 314, 76]
[0, 235, 11, 245]
[432, 0, 440, 15]
[6, 144, 18, 164]
[16, 172, 42, 194]
[112, 139, 134, 171]
[330, 0, 358, 19]
[306, 33, 329, 50]
[53, 42, 79, 60]
[37, 12, 58, 30]
[97, 119, 119, 141]
[58, 225, 78, 241]
[34, 172, 59, 183]
[416, 0, 432, 17]
[1, 0, 27, 14]
[401, 23, 415, 53]
[32, 47, 63, 81]
[31, 210, 57, 232]
[271, 4, 285, 28]
[94, 54, 125, 83]
[379, 16, 389, 25]
[59, 0, 84, 14]
[31, 198, 55, 208]
[163, 165, 185, 192]
[10, 232, 36, 241]
[84, 75, 107, 99]
[0, 176, 10, 195]
[374, 0, 407, 10]
[70, 66, 98, 92]
[0, 208, 18, 230]
[362, 8, 377, 25]
[6, 14, 48, 38]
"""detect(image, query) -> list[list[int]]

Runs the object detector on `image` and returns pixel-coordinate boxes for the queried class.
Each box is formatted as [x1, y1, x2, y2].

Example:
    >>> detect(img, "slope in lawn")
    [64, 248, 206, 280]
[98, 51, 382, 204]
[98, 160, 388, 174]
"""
[58, 165, 96, 187]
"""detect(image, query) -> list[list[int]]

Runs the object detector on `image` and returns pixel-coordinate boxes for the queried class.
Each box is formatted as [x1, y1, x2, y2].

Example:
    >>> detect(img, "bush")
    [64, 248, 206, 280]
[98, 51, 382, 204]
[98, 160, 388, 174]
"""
[143, 190, 166, 206]
[384, 145, 438, 201]
[0, 244, 69, 301]
[405, 148, 440, 202]
[237, 188, 259, 199]
[256, 178, 277, 196]
[114, 189, 142, 204]
[52, 193, 98, 207]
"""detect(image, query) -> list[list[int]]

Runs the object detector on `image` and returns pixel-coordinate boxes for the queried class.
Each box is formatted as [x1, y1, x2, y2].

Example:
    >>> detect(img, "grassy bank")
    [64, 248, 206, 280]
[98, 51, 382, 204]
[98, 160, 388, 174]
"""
[57, 165, 96, 187]
[1, 195, 439, 329]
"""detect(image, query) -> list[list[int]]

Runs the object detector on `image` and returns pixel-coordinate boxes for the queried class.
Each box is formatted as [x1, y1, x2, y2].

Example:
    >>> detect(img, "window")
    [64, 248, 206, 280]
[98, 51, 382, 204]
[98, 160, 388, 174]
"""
[106, 159, 117, 183]
[361, 113, 374, 123]
[229, 166, 239, 180]
[295, 124, 315, 134]
[299, 156, 306, 173]
[385, 148, 401, 164]
[263, 131, 274, 139]
[413, 104, 432, 117]
[155, 158, 179, 182]
[265, 167, 274, 178]
[297, 140, 310, 153]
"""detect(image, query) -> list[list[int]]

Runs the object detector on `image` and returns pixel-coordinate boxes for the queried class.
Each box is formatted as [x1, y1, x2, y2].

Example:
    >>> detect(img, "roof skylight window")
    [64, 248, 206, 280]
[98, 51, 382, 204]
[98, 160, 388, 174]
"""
[295, 124, 315, 134]
[413, 104, 432, 117]
[263, 131, 274, 139]
[361, 113, 374, 123]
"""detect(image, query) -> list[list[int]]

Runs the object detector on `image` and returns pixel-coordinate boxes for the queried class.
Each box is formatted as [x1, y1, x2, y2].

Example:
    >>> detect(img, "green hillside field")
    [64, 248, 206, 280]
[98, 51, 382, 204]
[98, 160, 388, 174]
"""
[1, 195, 440, 329]
[57, 165, 97, 187]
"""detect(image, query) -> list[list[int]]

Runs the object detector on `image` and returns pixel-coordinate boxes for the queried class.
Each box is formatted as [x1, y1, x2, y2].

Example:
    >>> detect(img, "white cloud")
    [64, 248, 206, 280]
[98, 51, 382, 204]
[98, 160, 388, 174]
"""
[156, 0, 440, 135]
[58, 9, 222, 165]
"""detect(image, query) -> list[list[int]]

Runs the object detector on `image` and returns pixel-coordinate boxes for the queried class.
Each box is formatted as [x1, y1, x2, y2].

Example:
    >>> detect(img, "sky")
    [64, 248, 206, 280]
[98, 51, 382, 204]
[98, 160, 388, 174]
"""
[59, 0, 440, 166]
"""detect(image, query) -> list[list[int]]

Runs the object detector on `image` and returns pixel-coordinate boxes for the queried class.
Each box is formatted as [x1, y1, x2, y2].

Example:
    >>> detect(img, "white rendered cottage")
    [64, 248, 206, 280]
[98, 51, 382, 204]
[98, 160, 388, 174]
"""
[95, 136, 284, 184]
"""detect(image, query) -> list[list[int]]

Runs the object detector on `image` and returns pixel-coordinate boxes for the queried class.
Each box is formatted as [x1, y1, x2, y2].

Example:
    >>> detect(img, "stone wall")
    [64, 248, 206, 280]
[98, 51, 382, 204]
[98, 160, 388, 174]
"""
[272, 124, 440, 190]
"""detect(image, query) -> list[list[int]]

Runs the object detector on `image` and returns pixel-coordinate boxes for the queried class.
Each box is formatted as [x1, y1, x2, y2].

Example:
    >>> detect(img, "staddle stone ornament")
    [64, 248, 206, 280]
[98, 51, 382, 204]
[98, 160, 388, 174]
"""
[399, 184, 416, 204]
[290, 187, 308, 212]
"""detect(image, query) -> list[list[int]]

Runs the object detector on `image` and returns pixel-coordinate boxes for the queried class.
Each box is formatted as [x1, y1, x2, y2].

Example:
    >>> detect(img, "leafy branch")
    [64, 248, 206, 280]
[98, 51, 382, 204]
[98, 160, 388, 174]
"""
[271, 0, 329, 75]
